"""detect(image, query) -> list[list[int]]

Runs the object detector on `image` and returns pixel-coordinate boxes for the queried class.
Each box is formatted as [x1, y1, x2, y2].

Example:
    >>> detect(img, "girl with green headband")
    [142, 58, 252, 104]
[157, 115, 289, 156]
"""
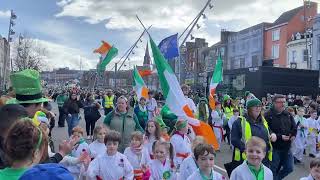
[0, 119, 47, 180]
[170, 119, 192, 170]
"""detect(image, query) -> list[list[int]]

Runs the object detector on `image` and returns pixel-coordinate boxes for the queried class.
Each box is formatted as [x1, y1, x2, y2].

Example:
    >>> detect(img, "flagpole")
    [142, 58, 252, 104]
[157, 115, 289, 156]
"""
[117, 25, 152, 71]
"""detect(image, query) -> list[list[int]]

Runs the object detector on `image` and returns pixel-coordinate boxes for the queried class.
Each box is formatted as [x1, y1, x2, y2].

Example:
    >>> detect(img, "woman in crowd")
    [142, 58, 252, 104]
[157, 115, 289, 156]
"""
[104, 95, 144, 152]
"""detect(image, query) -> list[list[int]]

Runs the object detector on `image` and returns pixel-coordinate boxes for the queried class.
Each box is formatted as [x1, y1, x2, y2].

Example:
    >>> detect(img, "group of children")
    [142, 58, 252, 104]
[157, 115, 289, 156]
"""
[54, 118, 227, 179]
[291, 107, 320, 163]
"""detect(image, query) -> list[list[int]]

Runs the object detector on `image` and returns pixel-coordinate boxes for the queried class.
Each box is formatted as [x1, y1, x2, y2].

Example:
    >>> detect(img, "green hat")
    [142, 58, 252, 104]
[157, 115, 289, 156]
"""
[223, 94, 231, 101]
[245, 91, 250, 97]
[7, 69, 48, 104]
[246, 98, 262, 109]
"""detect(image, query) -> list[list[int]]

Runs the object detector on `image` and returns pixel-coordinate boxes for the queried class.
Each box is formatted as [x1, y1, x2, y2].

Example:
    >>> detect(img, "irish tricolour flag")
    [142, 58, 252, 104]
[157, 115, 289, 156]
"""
[133, 66, 149, 100]
[94, 40, 118, 73]
[149, 37, 218, 150]
[209, 55, 223, 110]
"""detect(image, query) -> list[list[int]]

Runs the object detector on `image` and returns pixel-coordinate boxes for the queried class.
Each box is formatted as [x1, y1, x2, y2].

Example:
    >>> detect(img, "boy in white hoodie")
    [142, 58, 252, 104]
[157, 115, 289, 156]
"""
[230, 136, 273, 180]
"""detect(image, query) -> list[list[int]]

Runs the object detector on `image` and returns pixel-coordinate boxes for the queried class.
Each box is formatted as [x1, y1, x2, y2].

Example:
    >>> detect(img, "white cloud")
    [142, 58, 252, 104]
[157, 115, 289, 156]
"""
[35, 39, 98, 70]
[0, 10, 10, 18]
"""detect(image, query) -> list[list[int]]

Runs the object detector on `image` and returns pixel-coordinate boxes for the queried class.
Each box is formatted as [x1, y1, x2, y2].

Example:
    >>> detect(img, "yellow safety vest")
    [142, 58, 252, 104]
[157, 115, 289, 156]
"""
[105, 95, 114, 108]
[223, 106, 233, 120]
[234, 116, 273, 162]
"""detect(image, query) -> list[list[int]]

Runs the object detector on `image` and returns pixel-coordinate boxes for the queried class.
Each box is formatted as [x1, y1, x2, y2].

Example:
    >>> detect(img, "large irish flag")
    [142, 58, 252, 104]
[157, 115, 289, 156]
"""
[149, 37, 219, 150]
[133, 66, 149, 100]
[209, 55, 223, 110]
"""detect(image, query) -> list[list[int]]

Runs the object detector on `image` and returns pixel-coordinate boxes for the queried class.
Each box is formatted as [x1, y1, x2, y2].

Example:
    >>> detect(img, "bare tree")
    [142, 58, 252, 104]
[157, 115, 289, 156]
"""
[11, 34, 47, 71]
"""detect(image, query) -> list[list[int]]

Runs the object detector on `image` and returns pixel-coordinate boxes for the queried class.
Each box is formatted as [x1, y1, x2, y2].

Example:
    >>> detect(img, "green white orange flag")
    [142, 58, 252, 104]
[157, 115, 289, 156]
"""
[149, 37, 219, 150]
[94, 41, 118, 73]
[133, 66, 149, 100]
[209, 55, 223, 110]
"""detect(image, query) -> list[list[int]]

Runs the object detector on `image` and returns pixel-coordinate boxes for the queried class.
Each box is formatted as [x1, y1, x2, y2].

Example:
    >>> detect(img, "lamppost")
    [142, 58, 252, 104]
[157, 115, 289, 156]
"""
[2, 10, 17, 90]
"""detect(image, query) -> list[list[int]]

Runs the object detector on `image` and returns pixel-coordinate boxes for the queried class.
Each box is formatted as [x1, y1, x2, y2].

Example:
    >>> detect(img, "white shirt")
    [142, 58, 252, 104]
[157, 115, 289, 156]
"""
[60, 142, 89, 174]
[300, 174, 315, 180]
[146, 98, 157, 112]
[178, 155, 197, 180]
[187, 169, 224, 180]
[141, 135, 156, 166]
[87, 152, 134, 180]
[89, 140, 106, 159]
[124, 147, 142, 169]
[170, 133, 192, 166]
[211, 110, 225, 126]
[149, 159, 176, 180]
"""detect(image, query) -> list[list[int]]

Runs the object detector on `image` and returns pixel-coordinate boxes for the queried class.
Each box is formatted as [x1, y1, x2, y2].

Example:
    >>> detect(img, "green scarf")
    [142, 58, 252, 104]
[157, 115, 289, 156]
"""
[247, 161, 264, 180]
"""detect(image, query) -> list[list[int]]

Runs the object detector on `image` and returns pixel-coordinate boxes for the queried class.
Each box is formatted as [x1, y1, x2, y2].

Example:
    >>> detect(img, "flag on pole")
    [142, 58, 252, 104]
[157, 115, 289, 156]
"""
[149, 37, 219, 150]
[97, 46, 118, 73]
[158, 33, 179, 60]
[94, 41, 118, 73]
[94, 41, 112, 54]
[133, 66, 149, 100]
[209, 55, 223, 110]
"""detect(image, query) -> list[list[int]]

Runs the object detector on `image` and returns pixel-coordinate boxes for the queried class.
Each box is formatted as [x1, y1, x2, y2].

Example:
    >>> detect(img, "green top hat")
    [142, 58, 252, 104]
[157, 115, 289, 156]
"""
[7, 69, 48, 104]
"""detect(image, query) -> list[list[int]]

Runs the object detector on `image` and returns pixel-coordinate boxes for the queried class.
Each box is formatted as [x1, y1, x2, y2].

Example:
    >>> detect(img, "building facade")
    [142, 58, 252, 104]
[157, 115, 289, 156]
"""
[41, 67, 84, 86]
[312, 14, 320, 71]
[227, 23, 268, 70]
[264, 2, 317, 67]
[287, 31, 313, 69]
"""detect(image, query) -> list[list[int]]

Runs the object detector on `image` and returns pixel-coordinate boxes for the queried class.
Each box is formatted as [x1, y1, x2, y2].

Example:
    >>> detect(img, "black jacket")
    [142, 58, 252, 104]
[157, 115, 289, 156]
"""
[231, 114, 271, 153]
[264, 108, 297, 151]
[63, 99, 83, 114]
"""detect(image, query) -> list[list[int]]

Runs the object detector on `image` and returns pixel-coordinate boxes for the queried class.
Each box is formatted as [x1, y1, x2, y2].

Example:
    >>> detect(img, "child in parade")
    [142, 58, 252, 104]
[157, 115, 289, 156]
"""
[230, 136, 273, 180]
[211, 101, 225, 150]
[292, 107, 308, 164]
[60, 126, 90, 179]
[170, 119, 192, 169]
[124, 131, 144, 180]
[141, 120, 162, 166]
[228, 108, 240, 147]
[89, 125, 107, 159]
[86, 130, 134, 179]
[149, 140, 176, 180]
[306, 111, 319, 158]
[134, 97, 149, 130]
[0, 119, 48, 180]
[187, 143, 225, 180]
[178, 136, 206, 180]
[300, 158, 320, 180]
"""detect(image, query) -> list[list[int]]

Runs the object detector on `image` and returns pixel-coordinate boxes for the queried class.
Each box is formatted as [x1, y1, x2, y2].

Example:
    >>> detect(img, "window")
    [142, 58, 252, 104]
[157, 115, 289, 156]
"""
[272, 44, 279, 59]
[232, 44, 235, 53]
[240, 57, 245, 68]
[291, 50, 297, 62]
[252, 55, 259, 67]
[272, 29, 280, 41]
[317, 36, 320, 54]
[303, 49, 308, 61]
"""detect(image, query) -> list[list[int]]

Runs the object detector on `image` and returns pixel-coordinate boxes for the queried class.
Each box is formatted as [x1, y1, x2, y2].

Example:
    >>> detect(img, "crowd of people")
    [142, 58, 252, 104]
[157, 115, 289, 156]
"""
[0, 69, 320, 180]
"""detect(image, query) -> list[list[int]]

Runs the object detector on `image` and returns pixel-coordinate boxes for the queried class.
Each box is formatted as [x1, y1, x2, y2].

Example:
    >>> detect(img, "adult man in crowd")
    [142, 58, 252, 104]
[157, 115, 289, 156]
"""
[264, 94, 297, 180]
[103, 89, 115, 115]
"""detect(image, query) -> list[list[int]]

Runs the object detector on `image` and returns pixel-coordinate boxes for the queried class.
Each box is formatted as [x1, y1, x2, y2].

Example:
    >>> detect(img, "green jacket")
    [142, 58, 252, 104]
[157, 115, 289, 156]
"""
[56, 94, 68, 108]
[0, 167, 27, 180]
[104, 109, 144, 152]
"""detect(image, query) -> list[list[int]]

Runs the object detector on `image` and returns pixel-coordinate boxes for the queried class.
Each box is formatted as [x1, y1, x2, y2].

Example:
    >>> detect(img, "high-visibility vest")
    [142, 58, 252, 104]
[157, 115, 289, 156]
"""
[104, 95, 114, 108]
[223, 106, 233, 120]
[234, 116, 273, 162]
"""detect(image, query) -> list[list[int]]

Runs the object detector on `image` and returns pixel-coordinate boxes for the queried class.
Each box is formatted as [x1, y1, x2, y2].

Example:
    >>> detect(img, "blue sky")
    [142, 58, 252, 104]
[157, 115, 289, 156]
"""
[0, 0, 318, 71]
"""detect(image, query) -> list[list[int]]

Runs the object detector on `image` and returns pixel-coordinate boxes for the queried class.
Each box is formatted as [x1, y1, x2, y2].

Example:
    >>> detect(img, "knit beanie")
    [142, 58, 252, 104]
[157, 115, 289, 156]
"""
[246, 98, 262, 109]
[245, 91, 250, 97]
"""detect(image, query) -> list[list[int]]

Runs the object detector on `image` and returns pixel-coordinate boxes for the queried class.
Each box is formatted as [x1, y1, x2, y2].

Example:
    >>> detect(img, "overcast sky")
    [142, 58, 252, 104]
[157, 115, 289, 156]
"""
[0, 0, 318, 71]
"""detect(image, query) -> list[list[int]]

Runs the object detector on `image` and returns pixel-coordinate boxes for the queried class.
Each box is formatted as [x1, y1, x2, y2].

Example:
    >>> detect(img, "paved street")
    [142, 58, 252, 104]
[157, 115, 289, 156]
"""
[50, 102, 310, 180]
